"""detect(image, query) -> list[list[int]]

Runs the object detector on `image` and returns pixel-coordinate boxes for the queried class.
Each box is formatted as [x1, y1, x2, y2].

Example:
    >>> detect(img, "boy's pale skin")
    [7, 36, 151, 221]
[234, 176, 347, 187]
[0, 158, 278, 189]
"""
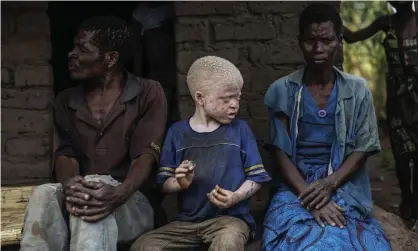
[162, 73, 261, 209]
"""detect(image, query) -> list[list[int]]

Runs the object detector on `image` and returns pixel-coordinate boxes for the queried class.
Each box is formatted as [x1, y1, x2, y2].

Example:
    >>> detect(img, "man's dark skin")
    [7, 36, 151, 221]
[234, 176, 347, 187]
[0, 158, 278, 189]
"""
[274, 20, 369, 228]
[55, 29, 155, 222]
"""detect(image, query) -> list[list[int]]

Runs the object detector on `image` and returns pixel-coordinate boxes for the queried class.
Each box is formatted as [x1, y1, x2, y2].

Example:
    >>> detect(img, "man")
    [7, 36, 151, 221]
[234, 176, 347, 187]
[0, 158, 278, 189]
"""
[20, 16, 167, 251]
[262, 3, 390, 250]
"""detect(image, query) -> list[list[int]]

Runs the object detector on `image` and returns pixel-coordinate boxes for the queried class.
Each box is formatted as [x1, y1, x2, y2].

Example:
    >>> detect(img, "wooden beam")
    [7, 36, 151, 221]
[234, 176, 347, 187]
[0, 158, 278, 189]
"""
[1, 186, 35, 246]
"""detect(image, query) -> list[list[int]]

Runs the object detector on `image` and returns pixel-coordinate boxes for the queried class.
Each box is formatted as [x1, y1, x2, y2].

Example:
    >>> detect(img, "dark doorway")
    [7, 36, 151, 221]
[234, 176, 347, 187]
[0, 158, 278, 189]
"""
[47, 1, 179, 125]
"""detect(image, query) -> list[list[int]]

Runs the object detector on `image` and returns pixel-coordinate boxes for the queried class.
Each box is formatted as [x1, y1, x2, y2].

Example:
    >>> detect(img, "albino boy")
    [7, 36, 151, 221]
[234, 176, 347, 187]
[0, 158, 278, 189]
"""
[130, 56, 271, 251]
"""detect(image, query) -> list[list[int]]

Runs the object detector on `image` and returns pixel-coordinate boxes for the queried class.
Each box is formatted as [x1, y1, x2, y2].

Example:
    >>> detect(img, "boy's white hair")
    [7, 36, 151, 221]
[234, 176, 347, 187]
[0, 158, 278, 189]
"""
[186, 56, 243, 97]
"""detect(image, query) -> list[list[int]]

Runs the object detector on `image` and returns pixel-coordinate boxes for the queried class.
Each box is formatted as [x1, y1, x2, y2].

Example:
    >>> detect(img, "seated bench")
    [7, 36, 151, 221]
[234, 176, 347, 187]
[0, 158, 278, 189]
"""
[1, 186, 36, 246]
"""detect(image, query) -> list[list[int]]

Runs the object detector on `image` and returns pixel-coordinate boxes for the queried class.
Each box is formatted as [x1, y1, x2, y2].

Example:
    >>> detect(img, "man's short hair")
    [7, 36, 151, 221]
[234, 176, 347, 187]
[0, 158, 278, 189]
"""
[78, 16, 133, 64]
[299, 3, 342, 35]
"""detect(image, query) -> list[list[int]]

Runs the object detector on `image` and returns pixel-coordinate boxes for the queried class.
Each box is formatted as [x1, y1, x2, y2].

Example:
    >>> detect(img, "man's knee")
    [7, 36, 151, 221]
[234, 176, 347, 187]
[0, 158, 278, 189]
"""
[22, 184, 64, 240]
[84, 175, 119, 186]
[29, 184, 63, 207]
[69, 214, 118, 249]
[69, 213, 116, 230]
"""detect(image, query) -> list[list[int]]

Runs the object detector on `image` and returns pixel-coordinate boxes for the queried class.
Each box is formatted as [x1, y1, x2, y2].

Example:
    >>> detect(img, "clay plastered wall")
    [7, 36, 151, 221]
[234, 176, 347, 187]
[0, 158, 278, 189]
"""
[175, 1, 341, 143]
[1, 2, 53, 185]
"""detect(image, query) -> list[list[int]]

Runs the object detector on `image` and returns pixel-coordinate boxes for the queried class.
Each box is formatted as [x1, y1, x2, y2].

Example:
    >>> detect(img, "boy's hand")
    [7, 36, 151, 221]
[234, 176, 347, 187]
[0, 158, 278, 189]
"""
[208, 185, 240, 209]
[175, 160, 195, 189]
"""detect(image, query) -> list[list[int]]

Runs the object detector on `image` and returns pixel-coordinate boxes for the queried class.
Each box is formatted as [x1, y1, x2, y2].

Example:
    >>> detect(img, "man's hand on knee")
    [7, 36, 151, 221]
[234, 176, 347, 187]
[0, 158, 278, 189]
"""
[63, 176, 94, 216]
[70, 180, 126, 222]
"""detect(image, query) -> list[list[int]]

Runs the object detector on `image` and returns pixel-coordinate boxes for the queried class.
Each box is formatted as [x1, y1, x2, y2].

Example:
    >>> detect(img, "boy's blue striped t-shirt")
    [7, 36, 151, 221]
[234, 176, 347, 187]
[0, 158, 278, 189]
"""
[156, 118, 271, 234]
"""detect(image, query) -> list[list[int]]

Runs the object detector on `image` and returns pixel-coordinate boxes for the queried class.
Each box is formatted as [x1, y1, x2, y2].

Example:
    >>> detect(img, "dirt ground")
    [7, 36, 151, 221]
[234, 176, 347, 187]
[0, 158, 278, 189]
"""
[368, 152, 401, 214]
[368, 136, 416, 228]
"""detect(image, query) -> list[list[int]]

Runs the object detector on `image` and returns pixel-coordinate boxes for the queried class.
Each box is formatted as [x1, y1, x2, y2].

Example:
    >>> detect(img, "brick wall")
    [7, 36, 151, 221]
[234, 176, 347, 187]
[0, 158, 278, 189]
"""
[0, 1, 341, 185]
[174, 1, 341, 161]
[1, 2, 53, 185]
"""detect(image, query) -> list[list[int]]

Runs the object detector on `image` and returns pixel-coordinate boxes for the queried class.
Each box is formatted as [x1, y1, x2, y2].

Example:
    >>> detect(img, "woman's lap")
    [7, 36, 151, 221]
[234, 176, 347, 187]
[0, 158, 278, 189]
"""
[262, 189, 391, 251]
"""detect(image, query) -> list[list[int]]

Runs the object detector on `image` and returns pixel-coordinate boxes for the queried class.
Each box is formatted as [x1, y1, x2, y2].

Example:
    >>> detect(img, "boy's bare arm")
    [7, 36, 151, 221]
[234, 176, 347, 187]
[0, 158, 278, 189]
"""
[161, 160, 195, 193]
[162, 177, 183, 193]
[163, 177, 263, 202]
[209, 180, 262, 209]
[234, 180, 262, 202]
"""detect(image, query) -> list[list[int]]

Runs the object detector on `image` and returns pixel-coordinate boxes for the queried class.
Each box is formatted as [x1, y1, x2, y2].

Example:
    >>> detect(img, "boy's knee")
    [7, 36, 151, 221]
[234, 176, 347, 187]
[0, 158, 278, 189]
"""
[209, 218, 249, 251]
[210, 231, 247, 250]
[223, 217, 247, 232]
[130, 234, 161, 251]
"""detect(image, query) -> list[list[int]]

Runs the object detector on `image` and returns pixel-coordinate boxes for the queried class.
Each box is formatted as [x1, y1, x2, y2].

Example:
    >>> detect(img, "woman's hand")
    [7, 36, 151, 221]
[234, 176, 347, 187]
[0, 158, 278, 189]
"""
[299, 176, 335, 210]
[311, 200, 346, 229]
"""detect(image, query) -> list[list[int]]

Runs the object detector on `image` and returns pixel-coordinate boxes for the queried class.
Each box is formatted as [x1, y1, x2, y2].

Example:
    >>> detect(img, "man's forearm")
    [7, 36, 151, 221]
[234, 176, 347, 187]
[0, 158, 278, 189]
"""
[118, 154, 155, 201]
[233, 180, 261, 202]
[161, 177, 183, 193]
[328, 151, 367, 189]
[55, 156, 80, 185]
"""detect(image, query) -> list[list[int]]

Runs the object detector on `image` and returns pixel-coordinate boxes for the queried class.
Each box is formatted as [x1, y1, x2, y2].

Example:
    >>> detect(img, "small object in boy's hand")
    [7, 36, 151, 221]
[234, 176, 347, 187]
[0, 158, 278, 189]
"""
[207, 187, 217, 198]
[188, 160, 196, 171]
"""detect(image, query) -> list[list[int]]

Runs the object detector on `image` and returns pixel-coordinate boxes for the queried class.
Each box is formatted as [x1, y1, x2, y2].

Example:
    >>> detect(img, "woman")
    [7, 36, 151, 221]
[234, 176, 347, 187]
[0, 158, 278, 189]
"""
[344, 1, 418, 220]
[262, 3, 391, 250]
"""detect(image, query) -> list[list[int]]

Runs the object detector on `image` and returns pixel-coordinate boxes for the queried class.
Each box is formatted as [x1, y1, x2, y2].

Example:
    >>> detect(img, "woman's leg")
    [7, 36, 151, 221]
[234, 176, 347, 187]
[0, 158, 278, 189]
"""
[394, 155, 413, 219]
[411, 155, 418, 218]
[387, 104, 414, 219]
